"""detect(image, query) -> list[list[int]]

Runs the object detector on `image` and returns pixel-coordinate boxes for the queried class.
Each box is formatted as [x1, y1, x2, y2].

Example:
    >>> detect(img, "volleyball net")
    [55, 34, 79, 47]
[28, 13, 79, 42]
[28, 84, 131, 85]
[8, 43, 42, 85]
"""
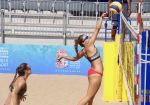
[103, 12, 136, 103]
[118, 11, 138, 105]
[119, 8, 150, 105]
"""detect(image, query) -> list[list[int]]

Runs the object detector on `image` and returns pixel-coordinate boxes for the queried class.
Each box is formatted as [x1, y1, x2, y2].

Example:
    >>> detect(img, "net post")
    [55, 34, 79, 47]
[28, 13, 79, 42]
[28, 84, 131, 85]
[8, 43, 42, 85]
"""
[136, 0, 143, 105]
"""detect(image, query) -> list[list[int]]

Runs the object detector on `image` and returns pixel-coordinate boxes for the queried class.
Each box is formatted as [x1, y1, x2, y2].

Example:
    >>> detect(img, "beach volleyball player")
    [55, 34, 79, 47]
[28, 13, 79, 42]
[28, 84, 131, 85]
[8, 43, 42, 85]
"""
[57, 13, 107, 105]
[4, 63, 31, 105]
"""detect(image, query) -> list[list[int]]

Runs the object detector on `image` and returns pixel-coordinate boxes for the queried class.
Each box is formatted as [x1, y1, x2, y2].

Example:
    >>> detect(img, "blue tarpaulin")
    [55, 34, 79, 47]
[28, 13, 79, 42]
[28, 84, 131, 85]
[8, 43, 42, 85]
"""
[141, 30, 150, 105]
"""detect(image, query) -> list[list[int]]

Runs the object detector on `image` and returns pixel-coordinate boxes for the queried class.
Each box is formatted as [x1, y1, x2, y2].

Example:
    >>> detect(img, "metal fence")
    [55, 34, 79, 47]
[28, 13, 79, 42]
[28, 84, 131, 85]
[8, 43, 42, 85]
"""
[0, 0, 150, 44]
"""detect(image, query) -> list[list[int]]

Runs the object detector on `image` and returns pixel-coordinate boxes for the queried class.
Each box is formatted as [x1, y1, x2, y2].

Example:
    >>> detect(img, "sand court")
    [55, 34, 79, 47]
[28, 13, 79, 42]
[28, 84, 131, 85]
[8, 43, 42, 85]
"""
[0, 74, 127, 105]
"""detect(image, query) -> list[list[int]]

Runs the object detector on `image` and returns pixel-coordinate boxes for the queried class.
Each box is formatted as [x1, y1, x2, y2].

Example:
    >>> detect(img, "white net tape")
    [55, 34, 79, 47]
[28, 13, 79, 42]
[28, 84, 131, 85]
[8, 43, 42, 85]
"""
[120, 12, 138, 39]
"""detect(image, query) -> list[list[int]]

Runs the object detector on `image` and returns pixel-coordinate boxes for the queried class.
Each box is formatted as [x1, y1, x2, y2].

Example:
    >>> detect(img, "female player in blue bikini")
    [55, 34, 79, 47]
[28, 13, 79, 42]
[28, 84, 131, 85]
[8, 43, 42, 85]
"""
[58, 13, 106, 105]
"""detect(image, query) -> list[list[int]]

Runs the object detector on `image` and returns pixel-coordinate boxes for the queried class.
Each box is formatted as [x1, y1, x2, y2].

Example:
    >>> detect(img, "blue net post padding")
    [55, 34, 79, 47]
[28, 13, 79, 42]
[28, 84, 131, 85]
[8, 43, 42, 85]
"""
[104, 19, 109, 42]
[141, 30, 150, 105]
[117, 14, 121, 34]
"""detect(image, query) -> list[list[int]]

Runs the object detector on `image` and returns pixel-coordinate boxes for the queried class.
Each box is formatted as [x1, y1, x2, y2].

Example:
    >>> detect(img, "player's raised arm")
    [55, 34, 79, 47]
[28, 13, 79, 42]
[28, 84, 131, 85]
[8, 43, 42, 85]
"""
[89, 13, 107, 44]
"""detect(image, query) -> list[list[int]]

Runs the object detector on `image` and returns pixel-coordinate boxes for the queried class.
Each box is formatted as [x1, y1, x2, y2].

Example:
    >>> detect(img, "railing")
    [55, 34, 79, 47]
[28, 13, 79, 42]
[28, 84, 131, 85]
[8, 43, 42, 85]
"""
[0, 0, 150, 44]
[0, 10, 5, 43]
[1, 1, 150, 13]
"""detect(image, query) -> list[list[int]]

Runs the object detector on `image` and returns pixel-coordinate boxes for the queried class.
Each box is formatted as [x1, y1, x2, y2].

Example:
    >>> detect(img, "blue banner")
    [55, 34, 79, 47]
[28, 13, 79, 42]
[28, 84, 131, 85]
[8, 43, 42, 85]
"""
[0, 44, 103, 76]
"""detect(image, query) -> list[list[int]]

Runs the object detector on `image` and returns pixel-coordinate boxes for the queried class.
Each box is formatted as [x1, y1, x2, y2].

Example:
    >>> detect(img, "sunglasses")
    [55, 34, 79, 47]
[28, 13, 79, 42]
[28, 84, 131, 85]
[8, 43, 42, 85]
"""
[27, 67, 31, 71]
[82, 35, 89, 43]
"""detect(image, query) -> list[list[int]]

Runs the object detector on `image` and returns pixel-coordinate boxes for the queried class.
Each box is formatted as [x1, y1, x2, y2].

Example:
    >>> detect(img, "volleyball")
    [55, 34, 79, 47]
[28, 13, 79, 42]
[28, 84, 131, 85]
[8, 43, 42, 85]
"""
[110, 1, 122, 14]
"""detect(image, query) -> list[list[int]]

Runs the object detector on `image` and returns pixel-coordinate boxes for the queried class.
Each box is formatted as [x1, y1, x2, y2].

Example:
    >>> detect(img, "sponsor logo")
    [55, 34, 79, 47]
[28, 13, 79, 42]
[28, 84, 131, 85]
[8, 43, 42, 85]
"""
[56, 49, 68, 68]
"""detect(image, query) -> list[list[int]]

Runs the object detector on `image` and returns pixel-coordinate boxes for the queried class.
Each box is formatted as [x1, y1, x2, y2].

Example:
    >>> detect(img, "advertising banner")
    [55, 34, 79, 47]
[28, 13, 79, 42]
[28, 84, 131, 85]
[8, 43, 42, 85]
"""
[0, 44, 103, 76]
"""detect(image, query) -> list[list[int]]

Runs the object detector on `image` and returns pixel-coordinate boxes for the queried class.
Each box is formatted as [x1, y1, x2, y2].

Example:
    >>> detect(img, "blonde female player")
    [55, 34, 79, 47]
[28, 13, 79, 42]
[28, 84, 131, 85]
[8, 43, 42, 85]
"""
[58, 13, 106, 105]
[4, 63, 31, 105]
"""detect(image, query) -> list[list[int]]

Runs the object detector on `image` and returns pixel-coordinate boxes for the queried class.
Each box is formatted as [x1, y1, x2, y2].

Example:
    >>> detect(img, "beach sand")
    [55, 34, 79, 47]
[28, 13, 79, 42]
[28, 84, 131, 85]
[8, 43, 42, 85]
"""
[0, 74, 128, 105]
